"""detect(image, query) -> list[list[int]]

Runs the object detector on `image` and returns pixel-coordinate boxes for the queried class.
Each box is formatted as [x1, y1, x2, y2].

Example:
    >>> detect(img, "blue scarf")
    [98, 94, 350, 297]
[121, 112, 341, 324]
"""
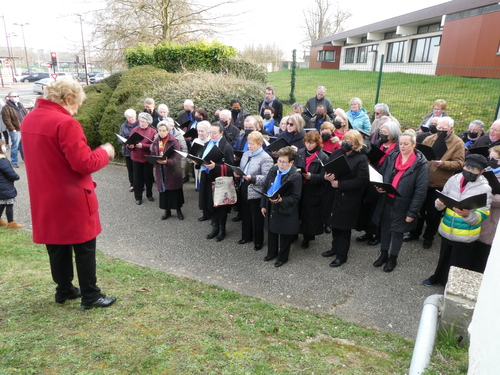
[267, 166, 291, 196]
[492, 166, 500, 175]
[242, 147, 264, 176]
[201, 139, 219, 173]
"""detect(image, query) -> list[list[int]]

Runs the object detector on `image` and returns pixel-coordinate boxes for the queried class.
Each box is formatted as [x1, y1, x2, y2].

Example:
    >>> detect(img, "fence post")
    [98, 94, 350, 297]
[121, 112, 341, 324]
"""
[495, 95, 500, 121]
[375, 54, 385, 106]
[289, 49, 296, 104]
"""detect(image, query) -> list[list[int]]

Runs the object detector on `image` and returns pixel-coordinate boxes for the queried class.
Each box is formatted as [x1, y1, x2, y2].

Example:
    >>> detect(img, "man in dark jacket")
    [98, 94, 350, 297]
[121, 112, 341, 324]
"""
[230, 99, 250, 130]
[142, 98, 160, 129]
[1, 92, 27, 168]
[258, 86, 283, 125]
[219, 109, 240, 146]
[177, 99, 195, 131]
[303, 86, 334, 122]
[470, 120, 500, 149]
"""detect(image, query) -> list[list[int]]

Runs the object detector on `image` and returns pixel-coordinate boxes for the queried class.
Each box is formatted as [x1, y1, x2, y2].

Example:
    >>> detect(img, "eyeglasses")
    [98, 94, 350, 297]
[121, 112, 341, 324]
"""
[286, 122, 295, 126]
[277, 160, 290, 165]
[209, 131, 220, 135]
[10, 95, 19, 98]
[374, 112, 381, 115]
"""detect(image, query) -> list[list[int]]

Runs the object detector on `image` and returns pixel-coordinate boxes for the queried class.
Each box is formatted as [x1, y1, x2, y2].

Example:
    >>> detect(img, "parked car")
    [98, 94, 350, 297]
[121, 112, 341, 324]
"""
[72, 72, 87, 82]
[89, 72, 110, 84]
[20, 73, 50, 82]
[55, 72, 73, 78]
[33, 78, 52, 94]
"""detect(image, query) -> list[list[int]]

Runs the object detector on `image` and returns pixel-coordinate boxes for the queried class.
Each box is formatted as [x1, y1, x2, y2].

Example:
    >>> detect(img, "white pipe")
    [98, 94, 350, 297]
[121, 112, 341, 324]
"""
[409, 294, 443, 375]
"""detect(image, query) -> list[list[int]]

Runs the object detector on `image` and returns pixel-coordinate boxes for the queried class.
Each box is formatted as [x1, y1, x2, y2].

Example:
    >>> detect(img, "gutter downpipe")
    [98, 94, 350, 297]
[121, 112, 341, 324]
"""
[409, 294, 443, 375]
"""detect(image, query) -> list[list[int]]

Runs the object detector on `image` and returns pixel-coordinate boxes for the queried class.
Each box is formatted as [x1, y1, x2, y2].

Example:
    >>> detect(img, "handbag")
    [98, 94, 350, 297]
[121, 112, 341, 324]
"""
[212, 164, 237, 207]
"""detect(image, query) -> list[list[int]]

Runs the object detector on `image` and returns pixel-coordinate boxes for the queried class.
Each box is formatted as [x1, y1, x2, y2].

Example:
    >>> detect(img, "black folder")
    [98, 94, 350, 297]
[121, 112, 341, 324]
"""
[322, 155, 352, 178]
[224, 163, 245, 177]
[144, 145, 176, 165]
[183, 128, 198, 139]
[367, 143, 386, 166]
[416, 144, 436, 161]
[483, 170, 500, 195]
[431, 132, 448, 160]
[269, 138, 291, 152]
[436, 191, 487, 210]
[469, 146, 489, 158]
[254, 179, 293, 200]
[234, 150, 244, 159]
[189, 142, 205, 157]
[371, 182, 402, 197]
[116, 132, 144, 145]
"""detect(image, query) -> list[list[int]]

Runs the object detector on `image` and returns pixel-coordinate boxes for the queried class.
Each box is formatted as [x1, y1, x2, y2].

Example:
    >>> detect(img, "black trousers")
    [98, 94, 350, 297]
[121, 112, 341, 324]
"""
[46, 238, 102, 304]
[0, 204, 14, 222]
[470, 241, 491, 274]
[428, 236, 474, 286]
[331, 228, 352, 261]
[241, 197, 265, 245]
[125, 156, 134, 186]
[379, 198, 404, 256]
[410, 187, 443, 241]
[267, 231, 293, 263]
[133, 161, 154, 201]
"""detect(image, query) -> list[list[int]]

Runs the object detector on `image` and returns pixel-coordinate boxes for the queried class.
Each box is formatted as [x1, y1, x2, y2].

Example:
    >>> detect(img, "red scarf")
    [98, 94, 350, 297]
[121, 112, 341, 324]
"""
[378, 142, 397, 168]
[390, 151, 417, 198]
[304, 150, 318, 183]
[158, 134, 169, 156]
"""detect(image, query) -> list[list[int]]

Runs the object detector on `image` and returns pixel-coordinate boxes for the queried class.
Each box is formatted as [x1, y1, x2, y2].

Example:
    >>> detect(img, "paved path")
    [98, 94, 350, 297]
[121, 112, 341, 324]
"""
[13, 162, 444, 339]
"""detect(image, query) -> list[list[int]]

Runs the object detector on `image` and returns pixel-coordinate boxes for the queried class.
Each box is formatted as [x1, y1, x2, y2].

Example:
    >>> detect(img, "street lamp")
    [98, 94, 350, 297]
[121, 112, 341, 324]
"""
[76, 14, 89, 85]
[13, 23, 30, 74]
[0, 15, 16, 78]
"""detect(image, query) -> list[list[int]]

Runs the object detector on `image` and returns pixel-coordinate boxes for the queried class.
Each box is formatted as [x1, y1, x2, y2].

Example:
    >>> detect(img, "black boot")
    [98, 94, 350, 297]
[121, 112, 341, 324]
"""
[207, 220, 219, 239]
[161, 210, 171, 220]
[373, 251, 388, 267]
[216, 226, 226, 242]
[301, 235, 310, 249]
[383, 255, 398, 272]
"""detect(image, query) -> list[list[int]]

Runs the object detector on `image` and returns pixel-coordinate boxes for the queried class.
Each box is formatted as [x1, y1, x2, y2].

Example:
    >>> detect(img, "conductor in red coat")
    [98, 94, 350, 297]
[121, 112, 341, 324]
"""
[21, 78, 117, 310]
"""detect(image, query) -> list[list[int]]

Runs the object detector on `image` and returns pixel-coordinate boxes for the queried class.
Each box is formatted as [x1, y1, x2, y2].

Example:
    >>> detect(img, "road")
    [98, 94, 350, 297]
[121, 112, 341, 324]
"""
[1, 84, 444, 340]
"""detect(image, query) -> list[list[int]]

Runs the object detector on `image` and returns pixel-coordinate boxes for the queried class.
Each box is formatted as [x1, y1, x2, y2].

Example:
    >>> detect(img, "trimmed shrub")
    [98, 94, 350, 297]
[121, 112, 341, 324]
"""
[75, 83, 114, 149]
[101, 71, 124, 91]
[221, 57, 267, 84]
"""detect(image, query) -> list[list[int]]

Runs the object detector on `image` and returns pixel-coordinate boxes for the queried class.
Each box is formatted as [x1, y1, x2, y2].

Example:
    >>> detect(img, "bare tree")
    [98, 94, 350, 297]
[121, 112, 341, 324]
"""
[239, 44, 285, 71]
[90, 0, 240, 69]
[302, 0, 352, 49]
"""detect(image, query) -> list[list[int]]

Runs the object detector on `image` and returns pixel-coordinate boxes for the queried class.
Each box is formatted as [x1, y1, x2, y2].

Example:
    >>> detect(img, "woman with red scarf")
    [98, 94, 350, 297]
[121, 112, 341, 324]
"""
[296, 131, 329, 249]
[372, 130, 429, 272]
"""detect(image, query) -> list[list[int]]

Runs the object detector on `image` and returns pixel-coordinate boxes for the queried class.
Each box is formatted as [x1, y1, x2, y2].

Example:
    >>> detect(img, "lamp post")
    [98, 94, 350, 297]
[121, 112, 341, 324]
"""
[76, 14, 89, 85]
[0, 15, 16, 78]
[13, 23, 30, 74]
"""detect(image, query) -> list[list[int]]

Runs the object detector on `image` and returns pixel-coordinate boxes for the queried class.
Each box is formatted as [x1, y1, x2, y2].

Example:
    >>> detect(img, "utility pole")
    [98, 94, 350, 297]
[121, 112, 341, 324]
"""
[14, 23, 30, 73]
[76, 14, 89, 85]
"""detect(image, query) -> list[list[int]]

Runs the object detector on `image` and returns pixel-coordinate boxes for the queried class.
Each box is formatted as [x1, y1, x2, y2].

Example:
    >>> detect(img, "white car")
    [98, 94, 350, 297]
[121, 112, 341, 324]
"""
[32, 78, 52, 94]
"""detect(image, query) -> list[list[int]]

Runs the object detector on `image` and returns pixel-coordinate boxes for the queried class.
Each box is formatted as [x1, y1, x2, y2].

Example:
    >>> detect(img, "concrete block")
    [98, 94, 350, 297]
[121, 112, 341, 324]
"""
[440, 266, 483, 343]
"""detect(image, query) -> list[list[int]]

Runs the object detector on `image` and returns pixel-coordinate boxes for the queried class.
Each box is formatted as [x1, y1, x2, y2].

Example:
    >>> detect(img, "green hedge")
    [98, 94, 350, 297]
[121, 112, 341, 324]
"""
[125, 41, 267, 83]
[75, 83, 114, 149]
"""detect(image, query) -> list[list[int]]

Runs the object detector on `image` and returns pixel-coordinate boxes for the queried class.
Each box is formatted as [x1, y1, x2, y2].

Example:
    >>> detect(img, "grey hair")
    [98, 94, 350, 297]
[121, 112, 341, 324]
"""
[380, 121, 401, 142]
[438, 116, 454, 128]
[138, 112, 153, 124]
[374, 103, 390, 116]
[183, 99, 194, 107]
[469, 120, 485, 130]
[144, 98, 155, 105]
[157, 120, 172, 132]
[197, 120, 211, 134]
[292, 103, 303, 111]
[124, 108, 136, 118]
[378, 115, 390, 126]
[244, 116, 258, 127]
[265, 86, 275, 94]
[158, 104, 169, 114]
[317, 86, 326, 92]
[350, 97, 362, 108]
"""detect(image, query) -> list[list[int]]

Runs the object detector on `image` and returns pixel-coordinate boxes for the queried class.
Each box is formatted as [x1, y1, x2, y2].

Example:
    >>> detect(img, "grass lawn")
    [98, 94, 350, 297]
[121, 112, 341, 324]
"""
[0, 230, 468, 374]
[268, 69, 499, 131]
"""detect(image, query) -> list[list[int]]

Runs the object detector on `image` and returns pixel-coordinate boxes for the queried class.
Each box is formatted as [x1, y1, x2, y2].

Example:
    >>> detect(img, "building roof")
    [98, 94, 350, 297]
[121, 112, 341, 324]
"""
[313, 0, 499, 47]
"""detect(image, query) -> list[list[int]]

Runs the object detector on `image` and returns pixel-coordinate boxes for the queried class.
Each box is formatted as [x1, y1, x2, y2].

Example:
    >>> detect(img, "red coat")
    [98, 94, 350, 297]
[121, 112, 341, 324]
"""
[21, 99, 109, 244]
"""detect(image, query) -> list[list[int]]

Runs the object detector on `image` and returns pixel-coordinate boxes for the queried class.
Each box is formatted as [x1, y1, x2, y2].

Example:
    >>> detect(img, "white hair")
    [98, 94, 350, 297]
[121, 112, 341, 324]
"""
[124, 108, 136, 118]
[183, 99, 194, 107]
[158, 104, 169, 114]
[438, 116, 454, 128]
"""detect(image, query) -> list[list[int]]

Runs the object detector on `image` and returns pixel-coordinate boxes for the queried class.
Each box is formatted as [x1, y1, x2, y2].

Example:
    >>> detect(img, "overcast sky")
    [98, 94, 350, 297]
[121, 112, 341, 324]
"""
[1, 0, 449, 61]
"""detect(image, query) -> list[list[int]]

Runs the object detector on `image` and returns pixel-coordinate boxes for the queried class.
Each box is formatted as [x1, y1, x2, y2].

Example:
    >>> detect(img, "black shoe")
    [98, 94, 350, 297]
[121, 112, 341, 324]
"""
[263, 255, 276, 262]
[403, 234, 418, 242]
[135, 199, 142, 205]
[161, 210, 171, 220]
[301, 238, 310, 249]
[237, 239, 248, 245]
[329, 258, 345, 267]
[383, 255, 398, 272]
[177, 210, 184, 221]
[216, 228, 226, 242]
[373, 251, 388, 267]
[147, 196, 154, 202]
[324, 225, 332, 234]
[322, 249, 336, 257]
[198, 215, 210, 222]
[368, 237, 381, 246]
[254, 244, 263, 251]
[274, 261, 286, 268]
[231, 215, 242, 222]
[356, 233, 372, 242]
[55, 287, 82, 304]
[81, 295, 117, 310]
[183, 176, 190, 183]
[423, 239, 433, 249]
[206, 227, 219, 239]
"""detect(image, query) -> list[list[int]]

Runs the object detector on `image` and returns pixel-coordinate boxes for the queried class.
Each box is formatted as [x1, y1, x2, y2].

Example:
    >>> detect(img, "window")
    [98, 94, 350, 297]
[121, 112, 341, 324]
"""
[357, 46, 367, 63]
[386, 41, 407, 63]
[409, 36, 441, 62]
[317, 50, 336, 62]
[367, 44, 378, 52]
[417, 23, 443, 34]
[360, 37, 368, 44]
[384, 31, 397, 40]
[344, 48, 355, 63]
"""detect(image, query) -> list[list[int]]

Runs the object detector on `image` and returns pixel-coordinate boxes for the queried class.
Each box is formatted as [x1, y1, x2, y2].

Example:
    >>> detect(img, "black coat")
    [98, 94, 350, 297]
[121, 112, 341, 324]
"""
[198, 137, 235, 210]
[223, 123, 240, 146]
[372, 150, 429, 233]
[277, 129, 306, 150]
[0, 157, 19, 200]
[296, 149, 329, 235]
[259, 98, 283, 125]
[329, 149, 369, 230]
[261, 165, 302, 235]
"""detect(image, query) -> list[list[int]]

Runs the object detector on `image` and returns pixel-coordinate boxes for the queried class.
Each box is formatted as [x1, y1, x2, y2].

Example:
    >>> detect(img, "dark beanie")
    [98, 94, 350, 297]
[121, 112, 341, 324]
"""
[465, 154, 488, 170]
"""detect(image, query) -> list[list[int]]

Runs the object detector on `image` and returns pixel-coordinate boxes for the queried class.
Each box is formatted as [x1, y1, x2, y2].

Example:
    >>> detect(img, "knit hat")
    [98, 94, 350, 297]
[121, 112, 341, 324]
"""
[465, 154, 488, 170]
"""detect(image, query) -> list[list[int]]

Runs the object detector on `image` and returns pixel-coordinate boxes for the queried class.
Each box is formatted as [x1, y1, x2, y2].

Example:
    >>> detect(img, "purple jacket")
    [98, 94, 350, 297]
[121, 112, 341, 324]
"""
[150, 134, 183, 191]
